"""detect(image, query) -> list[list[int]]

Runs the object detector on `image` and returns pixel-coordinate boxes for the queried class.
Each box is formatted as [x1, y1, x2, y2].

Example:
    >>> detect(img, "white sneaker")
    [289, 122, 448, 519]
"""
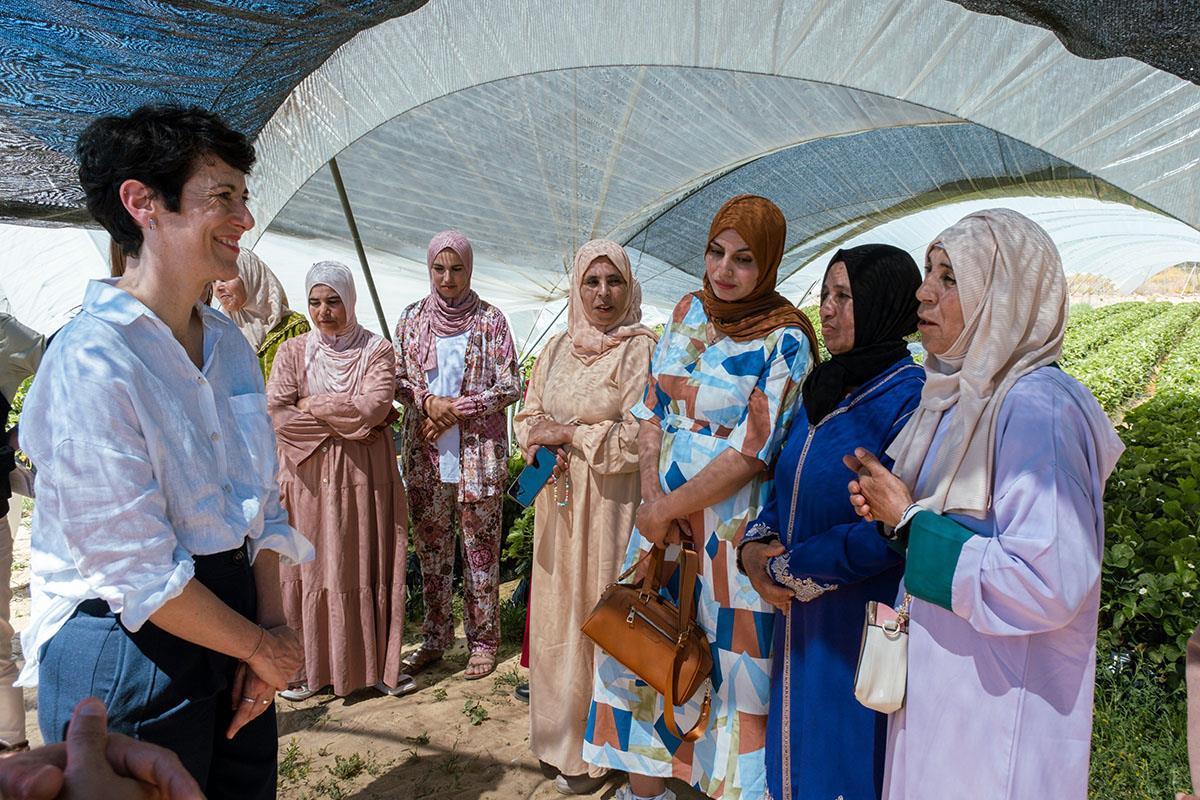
[612, 785, 676, 800]
[278, 685, 314, 701]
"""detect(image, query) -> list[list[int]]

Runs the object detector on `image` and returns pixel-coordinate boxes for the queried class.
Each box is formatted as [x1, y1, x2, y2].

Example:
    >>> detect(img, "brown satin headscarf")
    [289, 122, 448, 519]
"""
[695, 194, 818, 358]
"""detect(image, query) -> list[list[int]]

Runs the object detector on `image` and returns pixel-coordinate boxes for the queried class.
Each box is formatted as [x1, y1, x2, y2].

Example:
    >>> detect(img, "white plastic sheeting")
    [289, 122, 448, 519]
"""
[248, 0, 1200, 258]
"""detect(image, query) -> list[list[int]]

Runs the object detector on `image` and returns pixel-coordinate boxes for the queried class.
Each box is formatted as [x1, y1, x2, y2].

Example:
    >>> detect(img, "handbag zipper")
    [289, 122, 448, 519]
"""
[629, 607, 675, 641]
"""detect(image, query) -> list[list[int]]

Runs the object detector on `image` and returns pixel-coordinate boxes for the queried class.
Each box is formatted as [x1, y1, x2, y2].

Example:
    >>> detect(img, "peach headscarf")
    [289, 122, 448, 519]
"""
[224, 250, 291, 351]
[416, 230, 481, 371]
[567, 239, 656, 365]
[694, 195, 818, 357]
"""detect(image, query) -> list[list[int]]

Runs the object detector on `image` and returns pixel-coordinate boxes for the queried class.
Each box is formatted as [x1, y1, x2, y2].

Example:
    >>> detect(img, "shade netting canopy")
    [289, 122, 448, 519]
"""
[0, 0, 1198, 350]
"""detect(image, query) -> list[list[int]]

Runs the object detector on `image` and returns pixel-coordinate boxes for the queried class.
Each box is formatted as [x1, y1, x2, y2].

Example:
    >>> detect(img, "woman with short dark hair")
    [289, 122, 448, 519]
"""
[19, 104, 313, 798]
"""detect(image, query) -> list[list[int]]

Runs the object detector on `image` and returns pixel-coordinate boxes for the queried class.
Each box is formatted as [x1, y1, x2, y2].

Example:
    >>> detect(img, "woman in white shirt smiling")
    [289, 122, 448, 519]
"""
[18, 104, 314, 799]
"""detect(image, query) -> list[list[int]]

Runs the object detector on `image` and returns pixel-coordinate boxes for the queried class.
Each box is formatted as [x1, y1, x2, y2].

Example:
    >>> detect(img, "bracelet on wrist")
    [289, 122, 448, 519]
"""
[244, 626, 267, 662]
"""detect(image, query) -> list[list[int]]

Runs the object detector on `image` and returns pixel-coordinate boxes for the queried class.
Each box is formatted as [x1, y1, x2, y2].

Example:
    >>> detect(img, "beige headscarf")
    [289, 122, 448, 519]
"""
[567, 240, 656, 365]
[886, 208, 1069, 519]
[304, 261, 377, 395]
[223, 250, 290, 350]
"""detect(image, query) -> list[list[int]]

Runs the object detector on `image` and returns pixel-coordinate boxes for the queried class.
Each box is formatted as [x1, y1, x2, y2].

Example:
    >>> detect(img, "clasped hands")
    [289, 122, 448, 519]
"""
[743, 447, 913, 611]
[225, 624, 302, 741]
[421, 395, 466, 444]
[843, 447, 912, 529]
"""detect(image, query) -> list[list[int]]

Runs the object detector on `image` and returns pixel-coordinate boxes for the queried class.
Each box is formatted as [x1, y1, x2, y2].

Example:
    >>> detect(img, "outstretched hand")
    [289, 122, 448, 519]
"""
[843, 448, 912, 528]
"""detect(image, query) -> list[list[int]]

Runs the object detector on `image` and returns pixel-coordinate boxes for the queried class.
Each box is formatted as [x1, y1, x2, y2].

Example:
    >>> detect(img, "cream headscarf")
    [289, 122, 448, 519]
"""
[303, 261, 378, 395]
[886, 208, 1069, 519]
[223, 250, 290, 350]
[567, 240, 656, 365]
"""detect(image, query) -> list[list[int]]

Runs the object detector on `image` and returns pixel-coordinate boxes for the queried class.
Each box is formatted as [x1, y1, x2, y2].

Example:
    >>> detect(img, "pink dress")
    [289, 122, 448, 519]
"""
[268, 334, 408, 695]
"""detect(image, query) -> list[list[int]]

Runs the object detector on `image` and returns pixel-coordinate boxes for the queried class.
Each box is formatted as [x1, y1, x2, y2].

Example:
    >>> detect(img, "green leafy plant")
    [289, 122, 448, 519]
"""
[1066, 303, 1200, 413]
[1090, 661, 1191, 799]
[462, 698, 489, 726]
[327, 753, 368, 781]
[278, 739, 312, 787]
[1096, 311, 1200, 688]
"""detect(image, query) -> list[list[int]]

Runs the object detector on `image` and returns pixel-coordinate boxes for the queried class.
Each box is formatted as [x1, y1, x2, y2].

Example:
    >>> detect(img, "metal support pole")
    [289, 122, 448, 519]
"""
[328, 156, 391, 341]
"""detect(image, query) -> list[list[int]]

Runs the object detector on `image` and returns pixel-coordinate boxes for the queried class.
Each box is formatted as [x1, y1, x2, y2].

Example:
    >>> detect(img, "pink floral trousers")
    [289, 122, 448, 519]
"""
[407, 465, 502, 656]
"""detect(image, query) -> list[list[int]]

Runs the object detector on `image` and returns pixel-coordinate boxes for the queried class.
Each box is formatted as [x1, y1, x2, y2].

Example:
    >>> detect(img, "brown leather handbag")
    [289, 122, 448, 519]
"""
[581, 542, 713, 742]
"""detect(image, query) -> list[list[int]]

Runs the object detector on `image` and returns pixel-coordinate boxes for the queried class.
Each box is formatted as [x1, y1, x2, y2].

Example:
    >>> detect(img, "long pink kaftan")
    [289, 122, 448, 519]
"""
[268, 334, 408, 696]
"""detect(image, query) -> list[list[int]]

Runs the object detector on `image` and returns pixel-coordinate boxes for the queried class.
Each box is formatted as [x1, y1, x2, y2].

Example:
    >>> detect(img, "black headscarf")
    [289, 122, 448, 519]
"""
[801, 244, 921, 425]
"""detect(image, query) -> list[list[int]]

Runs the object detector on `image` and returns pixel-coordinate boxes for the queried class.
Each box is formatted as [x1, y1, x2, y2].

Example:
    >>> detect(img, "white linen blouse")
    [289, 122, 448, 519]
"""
[17, 279, 314, 685]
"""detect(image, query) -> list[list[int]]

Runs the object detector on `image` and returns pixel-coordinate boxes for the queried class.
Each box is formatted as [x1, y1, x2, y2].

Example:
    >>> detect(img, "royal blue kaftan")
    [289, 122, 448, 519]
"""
[742, 357, 923, 800]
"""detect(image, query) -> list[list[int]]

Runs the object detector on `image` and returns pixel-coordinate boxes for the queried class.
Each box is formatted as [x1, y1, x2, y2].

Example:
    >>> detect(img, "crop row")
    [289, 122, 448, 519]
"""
[1065, 303, 1200, 413]
[1098, 309, 1200, 679]
[1061, 301, 1173, 368]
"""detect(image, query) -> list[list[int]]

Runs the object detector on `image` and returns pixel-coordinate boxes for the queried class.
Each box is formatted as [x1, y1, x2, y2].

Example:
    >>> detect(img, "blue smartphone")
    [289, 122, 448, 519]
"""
[507, 446, 559, 507]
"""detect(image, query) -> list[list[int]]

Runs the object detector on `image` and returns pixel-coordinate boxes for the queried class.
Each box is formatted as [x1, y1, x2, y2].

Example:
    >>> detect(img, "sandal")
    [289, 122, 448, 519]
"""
[375, 674, 419, 697]
[399, 646, 444, 675]
[463, 651, 496, 681]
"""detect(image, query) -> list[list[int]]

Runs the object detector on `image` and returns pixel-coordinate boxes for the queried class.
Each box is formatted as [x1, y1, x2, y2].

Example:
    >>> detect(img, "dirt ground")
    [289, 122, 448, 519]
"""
[8, 508, 703, 800]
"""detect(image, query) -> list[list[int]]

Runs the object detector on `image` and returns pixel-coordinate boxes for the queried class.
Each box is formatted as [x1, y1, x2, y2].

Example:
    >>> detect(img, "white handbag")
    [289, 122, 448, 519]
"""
[853, 594, 911, 714]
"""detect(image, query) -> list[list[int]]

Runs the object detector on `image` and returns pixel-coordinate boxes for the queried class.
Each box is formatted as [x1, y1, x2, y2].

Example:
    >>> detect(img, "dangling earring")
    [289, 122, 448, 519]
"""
[148, 218, 157, 230]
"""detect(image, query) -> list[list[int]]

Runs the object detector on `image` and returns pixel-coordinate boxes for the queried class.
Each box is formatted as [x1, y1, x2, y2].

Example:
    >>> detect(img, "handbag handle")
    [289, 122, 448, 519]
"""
[608, 540, 711, 742]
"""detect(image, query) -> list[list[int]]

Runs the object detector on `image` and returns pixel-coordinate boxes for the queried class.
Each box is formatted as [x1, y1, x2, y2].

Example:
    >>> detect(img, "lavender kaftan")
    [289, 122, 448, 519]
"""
[884, 366, 1123, 800]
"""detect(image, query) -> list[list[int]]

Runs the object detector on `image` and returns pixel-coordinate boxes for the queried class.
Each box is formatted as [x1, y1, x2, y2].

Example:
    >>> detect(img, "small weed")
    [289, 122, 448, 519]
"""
[308, 777, 347, 800]
[432, 686, 448, 702]
[405, 731, 431, 746]
[278, 738, 311, 786]
[492, 666, 522, 691]
[327, 753, 367, 781]
[462, 698, 489, 726]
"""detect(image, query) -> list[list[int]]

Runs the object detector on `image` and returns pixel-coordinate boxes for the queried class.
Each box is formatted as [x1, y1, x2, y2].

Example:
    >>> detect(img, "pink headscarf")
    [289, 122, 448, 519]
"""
[303, 261, 377, 395]
[567, 239, 656, 365]
[416, 230, 482, 371]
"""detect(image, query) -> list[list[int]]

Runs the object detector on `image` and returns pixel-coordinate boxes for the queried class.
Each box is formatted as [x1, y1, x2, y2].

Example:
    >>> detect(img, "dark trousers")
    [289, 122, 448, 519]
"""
[38, 544, 276, 798]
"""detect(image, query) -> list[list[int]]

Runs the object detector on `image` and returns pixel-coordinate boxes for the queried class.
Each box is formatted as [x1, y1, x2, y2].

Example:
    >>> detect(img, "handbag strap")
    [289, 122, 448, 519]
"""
[676, 542, 699, 632]
[612, 545, 666, 590]
[662, 657, 711, 742]
[661, 541, 711, 742]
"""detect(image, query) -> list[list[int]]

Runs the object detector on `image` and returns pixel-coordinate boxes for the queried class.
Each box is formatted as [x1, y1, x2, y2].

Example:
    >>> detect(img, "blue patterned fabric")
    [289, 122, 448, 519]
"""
[742, 357, 923, 800]
[583, 294, 812, 800]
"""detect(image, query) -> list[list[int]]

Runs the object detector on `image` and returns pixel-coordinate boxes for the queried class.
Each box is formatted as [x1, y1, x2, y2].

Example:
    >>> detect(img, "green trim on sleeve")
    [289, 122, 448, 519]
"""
[904, 510, 973, 611]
